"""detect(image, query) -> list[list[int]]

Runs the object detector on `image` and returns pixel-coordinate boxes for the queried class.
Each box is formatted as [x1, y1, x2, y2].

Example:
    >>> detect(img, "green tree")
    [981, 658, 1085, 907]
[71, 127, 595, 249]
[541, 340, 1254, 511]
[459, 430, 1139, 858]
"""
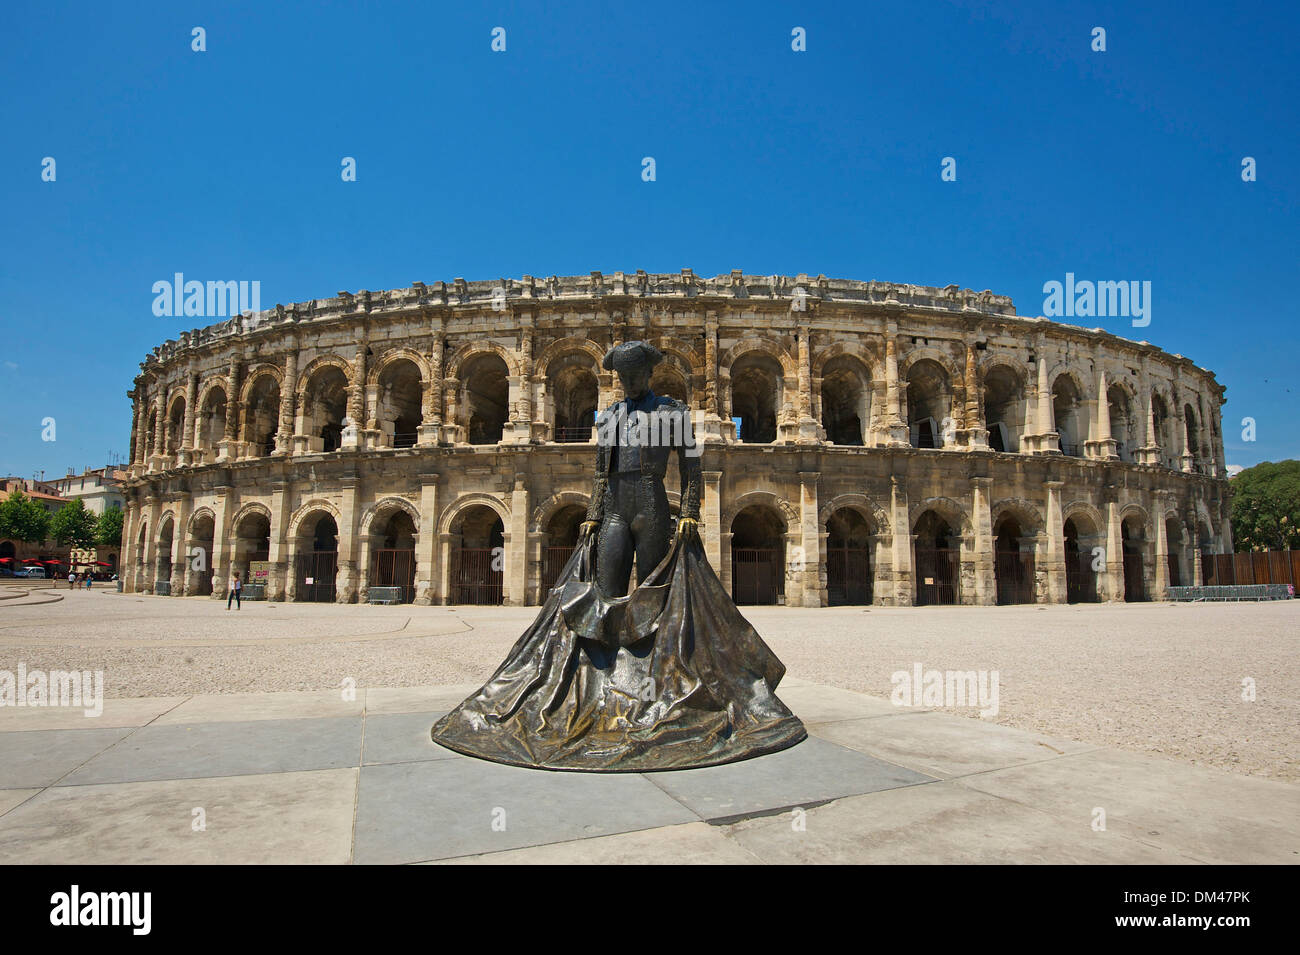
[49, 499, 99, 550]
[97, 506, 125, 547]
[0, 490, 50, 543]
[1230, 460, 1300, 551]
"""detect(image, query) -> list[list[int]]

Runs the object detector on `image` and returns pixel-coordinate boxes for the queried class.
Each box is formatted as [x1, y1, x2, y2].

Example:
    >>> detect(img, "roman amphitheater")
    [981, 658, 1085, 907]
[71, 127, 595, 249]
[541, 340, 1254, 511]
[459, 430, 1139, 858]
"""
[119, 270, 1230, 609]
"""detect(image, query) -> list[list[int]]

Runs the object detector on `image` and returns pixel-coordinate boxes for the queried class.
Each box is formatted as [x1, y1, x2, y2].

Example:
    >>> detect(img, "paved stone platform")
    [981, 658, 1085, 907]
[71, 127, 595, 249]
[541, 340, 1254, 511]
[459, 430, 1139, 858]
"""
[1, 679, 1296, 864]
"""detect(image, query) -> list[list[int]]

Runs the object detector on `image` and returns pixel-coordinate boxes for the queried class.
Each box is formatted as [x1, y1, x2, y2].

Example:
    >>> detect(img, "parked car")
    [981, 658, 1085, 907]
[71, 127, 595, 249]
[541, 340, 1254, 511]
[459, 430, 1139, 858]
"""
[17, 566, 47, 578]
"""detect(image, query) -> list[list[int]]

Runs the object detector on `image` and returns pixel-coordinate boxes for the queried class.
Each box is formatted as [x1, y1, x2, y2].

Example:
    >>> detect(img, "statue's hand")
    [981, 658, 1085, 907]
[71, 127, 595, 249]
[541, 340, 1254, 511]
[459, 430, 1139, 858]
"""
[580, 520, 600, 538]
[675, 517, 699, 539]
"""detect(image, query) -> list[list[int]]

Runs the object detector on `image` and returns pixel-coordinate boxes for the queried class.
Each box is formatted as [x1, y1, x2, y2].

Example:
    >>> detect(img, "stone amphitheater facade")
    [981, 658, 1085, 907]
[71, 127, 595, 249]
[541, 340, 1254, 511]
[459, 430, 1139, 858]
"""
[120, 270, 1230, 608]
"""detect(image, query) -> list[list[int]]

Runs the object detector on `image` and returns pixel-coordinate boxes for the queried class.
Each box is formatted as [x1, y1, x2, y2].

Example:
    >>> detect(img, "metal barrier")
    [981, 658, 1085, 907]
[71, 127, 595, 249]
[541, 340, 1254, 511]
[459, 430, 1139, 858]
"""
[153, 581, 171, 596]
[1168, 584, 1294, 602]
[368, 586, 404, 605]
[242, 583, 267, 601]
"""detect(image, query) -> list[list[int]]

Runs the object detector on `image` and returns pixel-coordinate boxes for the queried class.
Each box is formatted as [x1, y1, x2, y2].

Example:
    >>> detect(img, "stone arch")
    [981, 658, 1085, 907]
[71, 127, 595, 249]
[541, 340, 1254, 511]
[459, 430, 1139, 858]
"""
[294, 356, 350, 402]
[186, 506, 217, 537]
[445, 341, 521, 381]
[240, 363, 286, 404]
[909, 496, 973, 537]
[362, 495, 421, 534]
[812, 340, 880, 379]
[529, 491, 592, 534]
[646, 336, 703, 382]
[230, 501, 272, 529]
[722, 490, 800, 535]
[817, 493, 890, 535]
[366, 348, 429, 389]
[1047, 364, 1092, 401]
[898, 345, 960, 382]
[1118, 503, 1151, 535]
[720, 337, 798, 377]
[991, 498, 1045, 534]
[196, 376, 229, 410]
[819, 352, 875, 446]
[438, 493, 511, 537]
[534, 337, 605, 380]
[1062, 500, 1106, 534]
[977, 352, 1032, 383]
[288, 498, 342, 540]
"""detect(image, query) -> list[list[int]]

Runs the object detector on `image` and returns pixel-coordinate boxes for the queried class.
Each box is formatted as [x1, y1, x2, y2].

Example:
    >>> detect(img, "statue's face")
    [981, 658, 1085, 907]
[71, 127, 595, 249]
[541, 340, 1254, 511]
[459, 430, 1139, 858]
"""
[618, 366, 652, 399]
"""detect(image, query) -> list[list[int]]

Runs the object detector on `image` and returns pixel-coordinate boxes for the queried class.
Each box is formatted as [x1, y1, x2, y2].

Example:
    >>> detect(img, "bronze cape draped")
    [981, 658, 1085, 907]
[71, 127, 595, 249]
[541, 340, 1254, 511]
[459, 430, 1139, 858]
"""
[430, 528, 806, 772]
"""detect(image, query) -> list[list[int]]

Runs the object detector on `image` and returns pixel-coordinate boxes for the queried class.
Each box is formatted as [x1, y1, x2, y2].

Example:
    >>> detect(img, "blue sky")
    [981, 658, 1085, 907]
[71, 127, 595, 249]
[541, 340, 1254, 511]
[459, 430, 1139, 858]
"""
[1, 0, 1295, 479]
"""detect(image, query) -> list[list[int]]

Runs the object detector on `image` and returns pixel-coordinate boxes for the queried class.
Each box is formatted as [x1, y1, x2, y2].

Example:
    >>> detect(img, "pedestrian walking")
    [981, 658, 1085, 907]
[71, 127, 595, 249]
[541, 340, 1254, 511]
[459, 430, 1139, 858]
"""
[227, 571, 242, 610]
[67, 570, 75, 590]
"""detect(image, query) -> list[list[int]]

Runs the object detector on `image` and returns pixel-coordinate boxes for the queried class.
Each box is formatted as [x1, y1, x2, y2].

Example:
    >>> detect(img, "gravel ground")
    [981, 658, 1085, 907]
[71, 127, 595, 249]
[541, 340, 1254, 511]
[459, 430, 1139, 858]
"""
[2, 581, 1296, 781]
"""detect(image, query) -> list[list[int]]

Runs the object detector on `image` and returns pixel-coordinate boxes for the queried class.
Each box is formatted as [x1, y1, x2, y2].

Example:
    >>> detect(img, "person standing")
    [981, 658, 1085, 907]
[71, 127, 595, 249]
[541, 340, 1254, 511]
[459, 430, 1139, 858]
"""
[67, 570, 75, 590]
[227, 571, 242, 610]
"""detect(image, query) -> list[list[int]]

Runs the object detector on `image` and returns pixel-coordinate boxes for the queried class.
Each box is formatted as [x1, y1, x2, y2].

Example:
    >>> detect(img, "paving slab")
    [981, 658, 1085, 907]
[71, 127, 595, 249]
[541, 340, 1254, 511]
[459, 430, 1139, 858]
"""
[722, 780, 1196, 864]
[810, 710, 1098, 778]
[364, 684, 481, 715]
[353, 758, 698, 864]
[57, 716, 363, 786]
[957, 748, 1300, 864]
[434, 821, 761, 865]
[0, 790, 39, 818]
[0, 768, 357, 864]
[647, 735, 934, 822]
[0, 696, 188, 731]
[154, 689, 362, 724]
[362, 711, 457, 765]
[0, 726, 138, 789]
[775, 684, 902, 724]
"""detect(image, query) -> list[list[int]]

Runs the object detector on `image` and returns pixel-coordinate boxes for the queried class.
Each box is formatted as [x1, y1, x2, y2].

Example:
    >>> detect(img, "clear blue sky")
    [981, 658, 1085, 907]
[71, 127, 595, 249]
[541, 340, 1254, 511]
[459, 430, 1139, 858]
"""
[1, 0, 1295, 479]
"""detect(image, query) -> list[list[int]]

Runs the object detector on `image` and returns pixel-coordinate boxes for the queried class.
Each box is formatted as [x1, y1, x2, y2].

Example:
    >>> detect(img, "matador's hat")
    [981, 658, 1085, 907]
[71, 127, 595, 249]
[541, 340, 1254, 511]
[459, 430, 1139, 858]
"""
[602, 340, 663, 372]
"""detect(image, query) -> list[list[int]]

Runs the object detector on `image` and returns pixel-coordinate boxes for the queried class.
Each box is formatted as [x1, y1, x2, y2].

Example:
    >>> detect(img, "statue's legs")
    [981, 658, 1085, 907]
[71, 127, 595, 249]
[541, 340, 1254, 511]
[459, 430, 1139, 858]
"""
[597, 475, 671, 598]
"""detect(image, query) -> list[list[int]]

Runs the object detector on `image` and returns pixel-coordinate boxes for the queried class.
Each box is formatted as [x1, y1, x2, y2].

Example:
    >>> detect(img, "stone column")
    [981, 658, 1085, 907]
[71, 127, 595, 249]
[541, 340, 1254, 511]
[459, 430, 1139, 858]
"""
[335, 477, 360, 602]
[221, 356, 243, 461]
[797, 471, 822, 606]
[507, 473, 529, 606]
[209, 486, 232, 600]
[439, 533, 455, 605]
[1043, 480, 1067, 604]
[121, 501, 139, 592]
[701, 317, 724, 443]
[1105, 499, 1124, 602]
[509, 321, 535, 444]
[889, 475, 912, 605]
[357, 533, 377, 604]
[702, 470, 723, 572]
[1193, 527, 1205, 587]
[415, 473, 441, 604]
[443, 376, 461, 444]
[266, 482, 291, 601]
[169, 494, 192, 596]
[795, 329, 819, 443]
[969, 477, 995, 605]
[883, 327, 908, 445]
[1153, 500, 1169, 598]
[1034, 345, 1057, 453]
[343, 341, 366, 449]
[418, 321, 444, 446]
[180, 373, 198, 466]
[149, 392, 167, 470]
[961, 343, 987, 449]
[275, 349, 297, 455]
[131, 391, 146, 467]
[1088, 367, 1119, 459]
[142, 495, 161, 591]
[1137, 363, 1159, 465]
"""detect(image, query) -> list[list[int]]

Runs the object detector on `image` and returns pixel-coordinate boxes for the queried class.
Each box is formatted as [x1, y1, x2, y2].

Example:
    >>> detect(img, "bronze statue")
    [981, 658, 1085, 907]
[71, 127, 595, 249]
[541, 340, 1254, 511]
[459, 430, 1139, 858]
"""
[431, 341, 806, 771]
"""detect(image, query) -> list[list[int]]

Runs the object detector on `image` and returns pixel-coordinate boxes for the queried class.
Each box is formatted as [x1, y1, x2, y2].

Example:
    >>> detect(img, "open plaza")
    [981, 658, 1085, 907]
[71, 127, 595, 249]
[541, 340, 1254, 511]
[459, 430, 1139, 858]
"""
[1, 580, 1295, 864]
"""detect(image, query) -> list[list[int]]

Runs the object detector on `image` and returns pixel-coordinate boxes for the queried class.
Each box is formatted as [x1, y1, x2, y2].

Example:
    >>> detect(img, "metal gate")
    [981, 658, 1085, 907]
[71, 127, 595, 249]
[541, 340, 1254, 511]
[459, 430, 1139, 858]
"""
[1123, 547, 1146, 602]
[295, 551, 337, 602]
[1166, 553, 1182, 588]
[995, 552, 1036, 605]
[542, 545, 576, 594]
[915, 548, 958, 606]
[1066, 552, 1099, 603]
[451, 547, 503, 605]
[732, 547, 781, 605]
[370, 548, 416, 603]
[827, 545, 872, 605]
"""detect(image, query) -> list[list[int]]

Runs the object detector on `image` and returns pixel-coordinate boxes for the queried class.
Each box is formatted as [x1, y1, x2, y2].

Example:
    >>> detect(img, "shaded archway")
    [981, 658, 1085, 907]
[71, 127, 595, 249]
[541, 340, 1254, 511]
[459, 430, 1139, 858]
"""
[188, 512, 215, 596]
[983, 365, 1026, 453]
[463, 355, 510, 445]
[294, 512, 338, 602]
[233, 510, 271, 596]
[1183, 404, 1199, 472]
[914, 510, 958, 605]
[300, 367, 346, 453]
[730, 505, 786, 604]
[993, 515, 1035, 605]
[649, 363, 690, 405]
[155, 516, 175, 594]
[1064, 515, 1101, 603]
[1107, 384, 1137, 462]
[549, 354, 599, 443]
[820, 356, 871, 446]
[1122, 516, 1147, 602]
[541, 504, 587, 593]
[906, 359, 951, 449]
[1052, 375, 1084, 456]
[730, 353, 782, 444]
[166, 397, 186, 456]
[376, 359, 424, 449]
[825, 508, 873, 605]
[198, 386, 227, 459]
[1151, 393, 1174, 468]
[1165, 517, 1185, 588]
[369, 508, 417, 602]
[450, 505, 505, 604]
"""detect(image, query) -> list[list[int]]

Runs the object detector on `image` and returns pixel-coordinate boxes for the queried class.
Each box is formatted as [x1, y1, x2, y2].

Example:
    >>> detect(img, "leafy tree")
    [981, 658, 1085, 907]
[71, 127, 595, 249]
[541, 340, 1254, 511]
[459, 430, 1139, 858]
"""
[49, 499, 99, 550]
[0, 490, 50, 543]
[97, 506, 125, 547]
[1230, 460, 1300, 551]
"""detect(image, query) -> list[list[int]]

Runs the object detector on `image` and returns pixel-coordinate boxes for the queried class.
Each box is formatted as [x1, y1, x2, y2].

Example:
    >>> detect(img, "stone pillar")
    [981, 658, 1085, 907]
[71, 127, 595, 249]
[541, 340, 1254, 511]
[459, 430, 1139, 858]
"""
[702, 470, 723, 572]
[122, 501, 139, 592]
[209, 486, 232, 600]
[221, 356, 243, 461]
[357, 533, 377, 604]
[509, 321, 535, 444]
[797, 471, 822, 606]
[883, 328, 908, 445]
[795, 329, 819, 443]
[507, 473, 529, 606]
[1034, 346, 1057, 453]
[131, 391, 146, 467]
[1137, 364, 1159, 465]
[1088, 367, 1119, 459]
[343, 341, 366, 449]
[335, 478, 360, 602]
[180, 373, 198, 466]
[701, 317, 724, 443]
[1105, 499, 1124, 602]
[148, 392, 168, 470]
[961, 343, 987, 449]
[418, 322, 444, 446]
[1043, 480, 1067, 604]
[415, 473, 441, 604]
[1153, 501, 1169, 598]
[275, 349, 297, 455]
[1193, 528, 1205, 587]
[267, 482, 291, 601]
[889, 476, 912, 605]
[142, 495, 161, 591]
[969, 477, 995, 605]
[439, 533, 455, 605]
[443, 376, 461, 444]
[169, 494, 192, 596]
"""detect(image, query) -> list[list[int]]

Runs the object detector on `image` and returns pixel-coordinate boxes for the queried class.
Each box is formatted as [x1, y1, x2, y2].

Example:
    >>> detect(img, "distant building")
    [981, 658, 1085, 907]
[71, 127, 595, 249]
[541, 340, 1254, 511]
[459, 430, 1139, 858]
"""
[50, 465, 127, 576]
[0, 477, 71, 576]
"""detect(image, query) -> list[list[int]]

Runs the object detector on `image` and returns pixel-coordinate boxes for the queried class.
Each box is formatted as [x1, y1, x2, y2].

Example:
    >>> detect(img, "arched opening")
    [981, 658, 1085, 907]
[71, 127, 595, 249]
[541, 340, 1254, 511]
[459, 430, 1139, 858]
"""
[166, 397, 186, 456]
[1051, 375, 1084, 456]
[1165, 518, 1185, 588]
[300, 367, 346, 453]
[198, 387, 227, 459]
[155, 517, 175, 594]
[820, 356, 870, 446]
[730, 505, 786, 604]
[1183, 404, 1199, 471]
[983, 365, 1025, 453]
[1107, 384, 1137, 463]
[541, 504, 587, 593]
[649, 363, 690, 405]
[994, 515, 1036, 605]
[144, 409, 158, 460]
[241, 375, 282, 457]
[369, 508, 417, 603]
[1064, 515, 1101, 603]
[1198, 521, 1218, 584]
[906, 359, 951, 449]
[825, 508, 873, 605]
[1151, 393, 1174, 468]
[376, 359, 424, 449]
[233, 511, 271, 597]
[1122, 516, 1147, 602]
[730, 354, 782, 444]
[549, 354, 599, 443]
[450, 505, 505, 604]
[463, 354, 510, 445]
[188, 513, 215, 596]
[914, 510, 959, 606]
[294, 512, 338, 602]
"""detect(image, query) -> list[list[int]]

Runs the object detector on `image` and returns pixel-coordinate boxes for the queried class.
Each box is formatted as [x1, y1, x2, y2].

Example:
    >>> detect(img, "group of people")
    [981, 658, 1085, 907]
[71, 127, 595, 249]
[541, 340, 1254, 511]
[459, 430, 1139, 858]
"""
[65, 571, 101, 590]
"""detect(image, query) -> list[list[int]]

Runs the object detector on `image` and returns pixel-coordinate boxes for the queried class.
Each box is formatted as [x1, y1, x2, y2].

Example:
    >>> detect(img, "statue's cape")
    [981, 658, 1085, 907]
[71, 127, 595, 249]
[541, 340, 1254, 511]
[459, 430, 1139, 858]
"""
[430, 531, 806, 772]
